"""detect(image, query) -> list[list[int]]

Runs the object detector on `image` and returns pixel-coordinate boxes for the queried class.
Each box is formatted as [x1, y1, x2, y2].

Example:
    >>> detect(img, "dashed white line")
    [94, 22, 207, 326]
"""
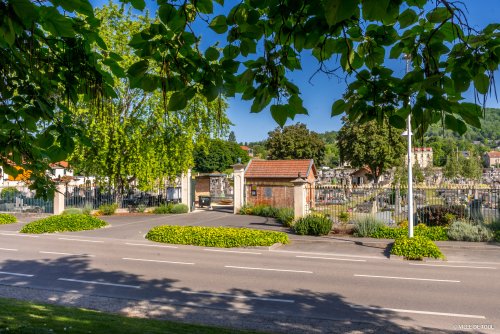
[409, 263, 496, 269]
[0, 248, 18, 251]
[0, 271, 34, 277]
[352, 305, 486, 319]
[225, 266, 313, 274]
[40, 251, 95, 257]
[181, 290, 294, 303]
[125, 243, 178, 249]
[203, 249, 261, 255]
[57, 278, 140, 289]
[123, 258, 194, 265]
[354, 274, 460, 283]
[296, 255, 366, 262]
[58, 238, 103, 243]
[269, 249, 383, 259]
[0, 233, 39, 238]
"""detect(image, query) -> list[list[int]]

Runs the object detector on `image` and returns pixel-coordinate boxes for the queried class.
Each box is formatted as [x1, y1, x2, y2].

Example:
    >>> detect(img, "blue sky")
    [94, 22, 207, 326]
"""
[91, 0, 500, 142]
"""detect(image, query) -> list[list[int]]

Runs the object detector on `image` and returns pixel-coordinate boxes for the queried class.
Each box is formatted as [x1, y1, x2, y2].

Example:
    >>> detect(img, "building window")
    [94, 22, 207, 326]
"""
[264, 187, 272, 198]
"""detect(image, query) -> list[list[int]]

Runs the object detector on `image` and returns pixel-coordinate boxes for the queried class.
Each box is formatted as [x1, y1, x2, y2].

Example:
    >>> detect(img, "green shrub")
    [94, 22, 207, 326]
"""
[353, 216, 384, 237]
[368, 224, 448, 241]
[294, 213, 332, 236]
[20, 214, 107, 234]
[82, 204, 93, 215]
[1, 187, 20, 199]
[416, 205, 466, 226]
[238, 204, 254, 215]
[0, 213, 17, 224]
[99, 203, 118, 215]
[136, 204, 147, 213]
[146, 225, 289, 247]
[447, 221, 494, 242]
[275, 208, 294, 227]
[170, 203, 189, 214]
[153, 203, 173, 214]
[251, 205, 279, 217]
[62, 208, 83, 215]
[495, 231, 500, 243]
[391, 236, 445, 260]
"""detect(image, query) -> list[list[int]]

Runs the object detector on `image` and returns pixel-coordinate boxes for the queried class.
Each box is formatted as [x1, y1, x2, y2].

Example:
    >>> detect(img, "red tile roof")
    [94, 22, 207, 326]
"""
[240, 146, 250, 151]
[487, 151, 500, 158]
[49, 161, 69, 168]
[245, 159, 317, 178]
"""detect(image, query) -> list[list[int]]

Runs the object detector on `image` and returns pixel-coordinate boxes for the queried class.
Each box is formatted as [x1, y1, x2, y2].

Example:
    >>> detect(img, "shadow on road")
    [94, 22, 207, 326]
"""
[0, 256, 468, 333]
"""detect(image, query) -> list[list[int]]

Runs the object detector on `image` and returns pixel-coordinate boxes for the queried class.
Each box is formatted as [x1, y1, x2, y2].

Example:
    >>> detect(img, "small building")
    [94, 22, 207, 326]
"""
[240, 145, 254, 157]
[351, 167, 372, 185]
[406, 147, 433, 168]
[244, 159, 317, 209]
[484, 151, 500, 168]
[49, 161, 73, 179]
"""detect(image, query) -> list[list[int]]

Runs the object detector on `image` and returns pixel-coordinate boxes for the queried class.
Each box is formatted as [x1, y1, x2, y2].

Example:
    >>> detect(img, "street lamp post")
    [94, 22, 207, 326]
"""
[404, 54, 414, 238]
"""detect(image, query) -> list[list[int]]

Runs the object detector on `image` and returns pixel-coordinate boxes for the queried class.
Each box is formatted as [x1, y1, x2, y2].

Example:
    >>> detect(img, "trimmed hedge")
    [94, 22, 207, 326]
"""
[153, 203, 188, 214]
[99, 203, 117, 215]
[416, 205, 466, 226]
[62, 208, 84, 215]
[391, 236, 445, 260]
[353, 217, 384, 237]
[0, 213, 17, 225]
[294, 213, 332, 236]
[240, 204, 295, 227]
[170, 204, 189, 214]
[368, 224, 449, 241]
[146, 225, 289, 247]
[20, 214, 107, 234]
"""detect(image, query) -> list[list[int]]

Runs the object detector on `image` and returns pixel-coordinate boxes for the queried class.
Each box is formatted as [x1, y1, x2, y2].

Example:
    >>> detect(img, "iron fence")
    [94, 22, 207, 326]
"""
[64, 185, 181, 211]
[0, 185, 54, 213]
[313, 184, 500, 225]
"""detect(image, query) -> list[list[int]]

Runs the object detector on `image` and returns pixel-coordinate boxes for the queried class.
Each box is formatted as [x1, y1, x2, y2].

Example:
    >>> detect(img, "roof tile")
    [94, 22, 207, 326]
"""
[245, 159, 316, 178]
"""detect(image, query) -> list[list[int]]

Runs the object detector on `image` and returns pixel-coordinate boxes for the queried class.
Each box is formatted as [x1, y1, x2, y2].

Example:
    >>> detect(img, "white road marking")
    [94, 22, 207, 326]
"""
[40, 251, 95, 257]
[269, 249, 383, 260]
[225, 265, 313, 274]
[203, 249, 261, 255]
[57, 278, 140, 289]
[354, 274, 460, 283]
[0, 248, 18, 251]
[123, 258, 194, 265]
[409, 263, 496, 269]
[0, 271, 34, 277]
[352, 305, 486, 319]
[58, 238, 103, 243]
[125, 242, 178, 249]
[181, 290, 294, 303]
[0, 233, 39, 238]
[296, 255, 366, 262]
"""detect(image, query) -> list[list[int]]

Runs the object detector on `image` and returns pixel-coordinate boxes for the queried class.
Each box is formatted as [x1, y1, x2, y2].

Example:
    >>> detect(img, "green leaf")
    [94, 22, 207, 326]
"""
[158, 4, 177, 25]
[451, 70, 471, 93]
[362, 0, 390, 21]
[473, 73, 489, 95]
[129, 0, 146, 10]
[398, 9, 417, 28]
[205, 47, 220, 61]
[331, 99, 346, 116]
[389, 115, 406, 129]
[426, 7, 451, 23]
[444, 114, 457, 131]
[323, 0, 359, 26]
[40, 7, 75, 37]
[195, 0, 214, 14]
[251, 87, 271, 113]
[270, 105, 288, 127]
[167, 91, 187, 111]
[12, 0, 38, 25]
[209, 15, 228, 34]
[127, 60, 149, 77]
[37, 132, 55, 149]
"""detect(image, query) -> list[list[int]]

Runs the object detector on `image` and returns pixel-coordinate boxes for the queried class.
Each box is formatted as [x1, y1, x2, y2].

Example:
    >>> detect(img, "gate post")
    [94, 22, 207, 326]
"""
[181, 169, 192, 212]
[53, 183, 65, 215]
[232, 161, 245, 214]
[291, 176, 308, 219]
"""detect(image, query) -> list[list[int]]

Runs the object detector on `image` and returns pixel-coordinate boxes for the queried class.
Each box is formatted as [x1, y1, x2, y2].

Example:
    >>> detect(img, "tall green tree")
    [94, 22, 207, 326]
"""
[266, 123, 325, 165]
[70, 4, 230, 199]
[444, 155, 482, 180]
[193, 139, 250, 173]
[228, 131, 237, 142]
[0, 0, 118, 198]
[338, 118, 406, 183]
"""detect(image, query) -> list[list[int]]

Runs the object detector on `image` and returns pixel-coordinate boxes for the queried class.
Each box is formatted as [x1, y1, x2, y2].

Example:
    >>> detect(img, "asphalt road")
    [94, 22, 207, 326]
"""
[0, 212, 499, 333]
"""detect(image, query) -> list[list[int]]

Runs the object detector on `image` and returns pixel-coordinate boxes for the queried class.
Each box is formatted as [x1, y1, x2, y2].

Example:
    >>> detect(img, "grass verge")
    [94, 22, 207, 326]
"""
[0, 297, 254, 334]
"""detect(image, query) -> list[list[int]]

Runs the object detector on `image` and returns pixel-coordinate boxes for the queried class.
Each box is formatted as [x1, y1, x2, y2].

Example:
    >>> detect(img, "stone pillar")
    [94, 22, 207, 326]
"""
[53, 183, 65, 215]
[181, 169, 192, 212]
[232, 162, 246, 214]
[291, 177, 308, 219]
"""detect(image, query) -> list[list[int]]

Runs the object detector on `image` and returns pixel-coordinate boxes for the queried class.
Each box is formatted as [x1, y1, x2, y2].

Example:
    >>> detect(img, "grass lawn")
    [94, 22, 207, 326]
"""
[0, 298, 257, 333]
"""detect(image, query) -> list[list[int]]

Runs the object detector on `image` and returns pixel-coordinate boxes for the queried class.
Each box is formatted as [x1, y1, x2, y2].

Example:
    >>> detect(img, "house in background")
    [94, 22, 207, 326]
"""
[240, 145, 254, 157]
[244, 159, 317, 209]
[484, 151, 500, 168]
[406, 147, 433, 168]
